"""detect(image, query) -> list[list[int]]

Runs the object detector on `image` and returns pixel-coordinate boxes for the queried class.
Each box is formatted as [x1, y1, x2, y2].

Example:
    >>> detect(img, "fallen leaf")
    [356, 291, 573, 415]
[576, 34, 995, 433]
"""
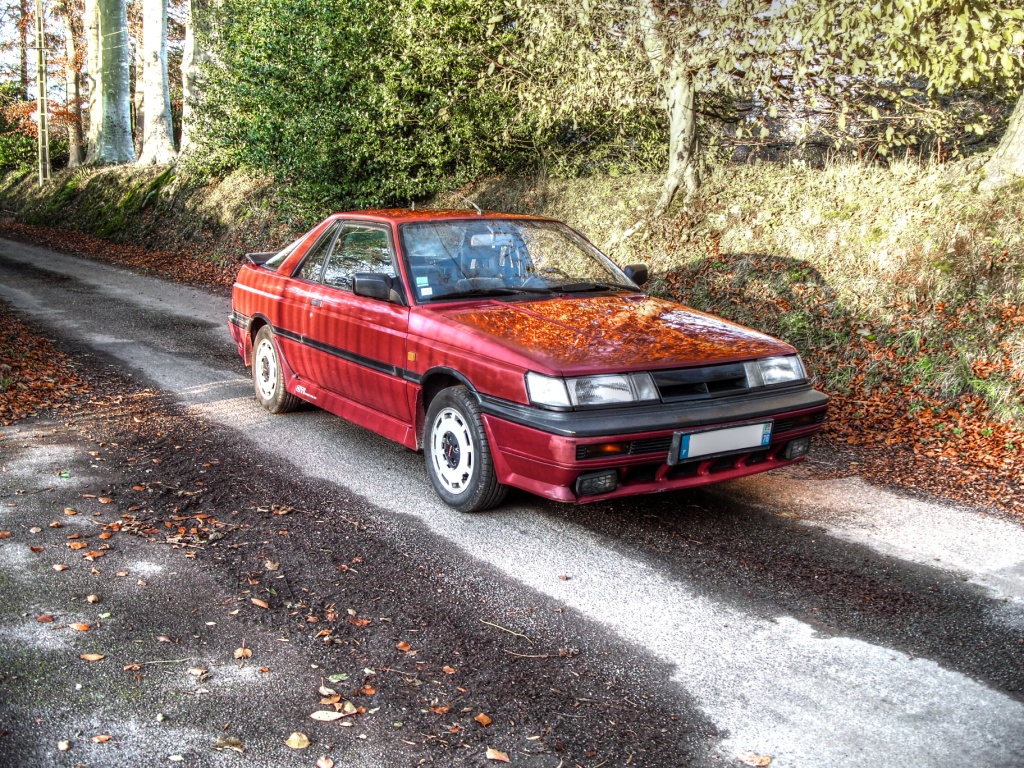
[251, 598, 269, 609]
[52, 564, 69, 571]
[320, 694, 341, 705]
[84, 551, 105, 560]
[214, 736, 245, 753]
[81, 653, 105, 662]
[233, 647, 252, 659]
[57, 740, 70, 751]
[348, 617, 370, 627]
[485, 747, 510, 762]
[29, 527, 41, 533]
[318, 685, 336, 696]
[92, 734, 111, 743]
[0, 531, 10, 538]
[37, 615, 53, 623]
[157, 635, 172, 643]
[29, 546, 43, 553]
[98, 532, 113, 540]
[67, 542, 89, 551]
[442, 666, 457, 674]
[316, 757, 334, 768]
[48, 521, 61, 528]
[360, 685, 376, 695]
[327, 673, 349, 683]
[64, 508, 77, 516]
[284, 732, 310, 750]
[70, 623, 91, 632]
[309, 711, 345, 722]
[265, 560, 279, 571]
[429, 706, 451, 714]
[98, 497, 113, 504]
[86, 594, 99, 604]
[396, 641, 411, 652]
[737, 751, 772, 767]
[187, 668, 207, 677]
[115, 570, 129, 577]
[474, 713, 492, 727]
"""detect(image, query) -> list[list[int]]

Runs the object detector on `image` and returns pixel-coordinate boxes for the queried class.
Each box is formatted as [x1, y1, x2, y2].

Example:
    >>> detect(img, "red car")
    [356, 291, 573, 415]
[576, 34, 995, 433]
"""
[229, 209, 828, 511]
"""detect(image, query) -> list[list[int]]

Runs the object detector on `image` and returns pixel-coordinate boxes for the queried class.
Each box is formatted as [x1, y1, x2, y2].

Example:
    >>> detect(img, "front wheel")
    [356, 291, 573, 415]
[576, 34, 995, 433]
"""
[252, 325, 301, 414]
[424, 386, 508, 512]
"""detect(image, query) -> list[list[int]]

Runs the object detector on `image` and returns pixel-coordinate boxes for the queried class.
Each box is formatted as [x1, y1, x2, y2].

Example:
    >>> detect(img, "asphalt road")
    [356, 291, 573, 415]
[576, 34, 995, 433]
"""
[2, 237, 1023, 767]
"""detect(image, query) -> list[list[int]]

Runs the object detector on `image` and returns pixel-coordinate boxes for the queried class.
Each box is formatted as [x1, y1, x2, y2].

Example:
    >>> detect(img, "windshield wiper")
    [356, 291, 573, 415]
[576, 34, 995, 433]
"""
[425, 287, 551, 302]
[552, 281, 632, 293]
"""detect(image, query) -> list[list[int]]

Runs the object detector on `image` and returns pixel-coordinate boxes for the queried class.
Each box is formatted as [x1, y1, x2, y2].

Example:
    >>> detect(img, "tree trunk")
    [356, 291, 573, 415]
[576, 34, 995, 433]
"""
[87, 0, 135, 163]
[57, 2, 84, 167]
[20, 0, 30, 99]
[980, 92, 1024, 192]
[179, 0, 210, 154]
[137, 0, 176, 164]
[654, 60, 699, 216]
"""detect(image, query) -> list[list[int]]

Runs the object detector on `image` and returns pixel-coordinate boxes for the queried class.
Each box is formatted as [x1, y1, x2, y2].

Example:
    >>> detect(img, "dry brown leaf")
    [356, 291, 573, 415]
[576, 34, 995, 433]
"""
[429, 706, 451, 714]
[98, 532, 113, 540]
[64, 508, 77, 515]
[84, 551, 105, 560]
[37, 615, 53, 623]
[348, 617, 370, 627]
[92, 734, 112, 743]
[57, 740, 70, 751]
[485, 747, 510, 763]
[442, 665, 457, 674]
[187, 667, 207, 677]
[29, 546, 43, 553]
[80, 653, 104, 662]
[86, 594, 99, 604]
[98, 497, 113, 504]
[396, 641, 411, 651]
[737, 751, 772, 767]
[48, 521, 61, 528]
[251, 598, 269, 609]
[233, 646, 252, 659]
[284, 732, 310, 750]
[52, 564, 69, 571]
[320, 694, 341, 705]
[214, 736, 245, 753]
[318, 685, 336, 696]
[67, 542, 88, 550]
[115, 570, 129, 577]
[157, 635, 172, 643]
[0, 531, 10, 539]
[474, 713, 492, 727]
[316, 757, 335, 768]
[70, 623, 91, 632]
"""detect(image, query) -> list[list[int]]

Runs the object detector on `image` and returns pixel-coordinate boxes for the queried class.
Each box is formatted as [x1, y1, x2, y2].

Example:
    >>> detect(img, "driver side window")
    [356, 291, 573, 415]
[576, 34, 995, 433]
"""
[322, 224, 397, 291]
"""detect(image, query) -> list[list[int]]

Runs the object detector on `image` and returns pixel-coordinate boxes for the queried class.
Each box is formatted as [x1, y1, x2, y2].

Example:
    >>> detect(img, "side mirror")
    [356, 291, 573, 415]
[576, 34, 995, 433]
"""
[624, 264, 649, 288]
[353, 273, 394, 302]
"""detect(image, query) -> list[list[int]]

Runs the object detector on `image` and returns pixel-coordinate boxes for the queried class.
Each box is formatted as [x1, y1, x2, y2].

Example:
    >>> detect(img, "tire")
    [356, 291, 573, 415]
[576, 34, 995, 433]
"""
[424, 386, 508, 512]
[252, 325, 301, 414]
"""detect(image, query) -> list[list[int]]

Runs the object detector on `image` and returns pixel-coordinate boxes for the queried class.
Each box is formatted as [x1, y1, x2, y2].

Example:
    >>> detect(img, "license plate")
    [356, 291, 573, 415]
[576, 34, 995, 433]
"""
[671, 422, 772, 463]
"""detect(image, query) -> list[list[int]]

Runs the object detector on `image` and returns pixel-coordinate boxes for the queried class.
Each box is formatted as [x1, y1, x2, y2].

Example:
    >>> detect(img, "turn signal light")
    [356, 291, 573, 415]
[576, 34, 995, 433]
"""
[580, 442, 629, 459]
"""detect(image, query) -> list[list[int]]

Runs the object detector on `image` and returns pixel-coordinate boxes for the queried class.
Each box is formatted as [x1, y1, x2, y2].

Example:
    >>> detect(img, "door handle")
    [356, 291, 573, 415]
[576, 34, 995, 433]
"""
[310, 298, 323, 307]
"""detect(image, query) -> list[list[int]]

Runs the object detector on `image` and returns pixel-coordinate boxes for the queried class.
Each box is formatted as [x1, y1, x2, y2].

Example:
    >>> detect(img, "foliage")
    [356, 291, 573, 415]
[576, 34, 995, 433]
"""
[191, 0, 525, 211]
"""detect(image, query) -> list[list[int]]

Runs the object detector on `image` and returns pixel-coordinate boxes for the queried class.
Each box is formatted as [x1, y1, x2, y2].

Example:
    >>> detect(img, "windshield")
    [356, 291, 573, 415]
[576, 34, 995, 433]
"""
[398, 219, 637, 303]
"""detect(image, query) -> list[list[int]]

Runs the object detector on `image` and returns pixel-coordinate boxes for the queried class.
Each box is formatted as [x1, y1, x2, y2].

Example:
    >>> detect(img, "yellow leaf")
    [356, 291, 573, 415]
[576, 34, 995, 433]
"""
[309, 711, 345, 722]
[284, 732, 310, 750]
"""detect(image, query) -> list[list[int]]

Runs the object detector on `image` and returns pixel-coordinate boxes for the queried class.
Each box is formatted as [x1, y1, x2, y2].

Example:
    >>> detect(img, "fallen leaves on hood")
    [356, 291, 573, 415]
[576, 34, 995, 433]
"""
[284, 732, 310, 750]
[485, 747, 510, 762]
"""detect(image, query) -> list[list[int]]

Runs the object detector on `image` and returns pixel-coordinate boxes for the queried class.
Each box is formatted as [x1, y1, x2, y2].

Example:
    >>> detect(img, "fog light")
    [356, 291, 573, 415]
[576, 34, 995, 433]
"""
[784, 437, 811, 459]
[575, 470, 618, 497]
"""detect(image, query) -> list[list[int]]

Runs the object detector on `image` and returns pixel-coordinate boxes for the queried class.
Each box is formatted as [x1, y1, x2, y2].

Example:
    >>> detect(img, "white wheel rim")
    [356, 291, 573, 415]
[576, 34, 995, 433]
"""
[430, 407, 475, 495]
[254, 338, 278, 401]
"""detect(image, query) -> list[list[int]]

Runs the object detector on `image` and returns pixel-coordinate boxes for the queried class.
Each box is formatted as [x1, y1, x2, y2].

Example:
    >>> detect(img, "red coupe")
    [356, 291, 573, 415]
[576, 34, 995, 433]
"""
[229, 209, 828, 511]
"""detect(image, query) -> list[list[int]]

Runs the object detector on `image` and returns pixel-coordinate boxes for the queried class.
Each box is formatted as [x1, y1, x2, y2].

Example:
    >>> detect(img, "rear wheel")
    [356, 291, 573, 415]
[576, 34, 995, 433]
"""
[425, 386, 507, 512]
[252, 325, 300, 414]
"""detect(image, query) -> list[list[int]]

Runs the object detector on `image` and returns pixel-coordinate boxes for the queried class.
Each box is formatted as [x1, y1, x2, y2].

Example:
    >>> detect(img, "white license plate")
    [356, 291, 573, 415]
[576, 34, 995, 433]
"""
[675, 422, 772, 461]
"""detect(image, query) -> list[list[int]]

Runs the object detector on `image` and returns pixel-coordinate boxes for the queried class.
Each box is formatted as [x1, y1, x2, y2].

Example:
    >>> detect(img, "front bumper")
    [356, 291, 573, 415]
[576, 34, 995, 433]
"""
[480, 386, 829, 503]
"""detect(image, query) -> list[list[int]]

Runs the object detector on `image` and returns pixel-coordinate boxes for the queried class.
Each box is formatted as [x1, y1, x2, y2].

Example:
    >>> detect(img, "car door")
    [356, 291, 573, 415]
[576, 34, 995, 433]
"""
[305, 222, 412, 421]
[278, 220, 341, 380]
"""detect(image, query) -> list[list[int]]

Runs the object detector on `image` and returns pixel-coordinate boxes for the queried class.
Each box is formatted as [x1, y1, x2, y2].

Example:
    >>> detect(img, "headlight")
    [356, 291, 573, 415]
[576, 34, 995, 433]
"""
[744, 355, 805, 387]
[526, 372, 659, 408]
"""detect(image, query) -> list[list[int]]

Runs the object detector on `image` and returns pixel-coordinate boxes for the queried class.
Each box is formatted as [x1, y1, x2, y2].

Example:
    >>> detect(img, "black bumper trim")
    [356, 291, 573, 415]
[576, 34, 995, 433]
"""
[479, 386, 829, 438]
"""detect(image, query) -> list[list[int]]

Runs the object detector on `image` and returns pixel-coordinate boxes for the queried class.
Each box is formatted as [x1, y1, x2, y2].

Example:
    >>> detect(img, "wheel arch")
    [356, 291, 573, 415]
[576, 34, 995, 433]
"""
[416, 367, 479, 449]
[244, 314, 272, 366]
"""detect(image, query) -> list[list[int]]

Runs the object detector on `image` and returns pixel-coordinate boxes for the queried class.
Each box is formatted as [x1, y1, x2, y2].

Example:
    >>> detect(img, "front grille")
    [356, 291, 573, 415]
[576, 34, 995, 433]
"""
[773, 411, 826, 433]
[576, 435, 673, 461]
[651, 363, 749, 402]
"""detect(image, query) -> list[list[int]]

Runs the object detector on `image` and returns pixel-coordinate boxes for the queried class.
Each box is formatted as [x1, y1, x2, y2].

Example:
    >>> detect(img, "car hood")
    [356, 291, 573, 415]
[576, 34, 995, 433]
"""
[441, 294, 793, 373]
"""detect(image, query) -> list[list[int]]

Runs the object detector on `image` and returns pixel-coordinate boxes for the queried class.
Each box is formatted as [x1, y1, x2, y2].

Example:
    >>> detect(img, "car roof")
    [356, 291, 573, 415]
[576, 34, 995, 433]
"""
[330, 208, 557, 225]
